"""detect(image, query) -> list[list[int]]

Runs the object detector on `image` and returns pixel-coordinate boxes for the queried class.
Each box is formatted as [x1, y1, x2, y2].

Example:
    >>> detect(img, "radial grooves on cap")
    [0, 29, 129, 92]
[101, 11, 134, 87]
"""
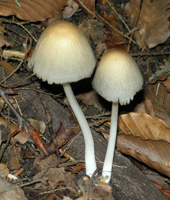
[92, 49, 143, 105]
[28, 21, 96, 84]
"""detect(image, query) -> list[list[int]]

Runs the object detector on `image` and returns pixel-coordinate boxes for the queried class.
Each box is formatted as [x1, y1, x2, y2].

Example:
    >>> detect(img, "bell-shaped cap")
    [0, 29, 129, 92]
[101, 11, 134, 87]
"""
[92, 49, 143, 105]
[28, 21, 96, 84]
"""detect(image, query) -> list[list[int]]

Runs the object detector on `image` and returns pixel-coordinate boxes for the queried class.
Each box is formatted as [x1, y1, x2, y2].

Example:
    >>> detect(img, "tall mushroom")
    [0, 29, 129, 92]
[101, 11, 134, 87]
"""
[28, 21, 97, 176]
[92, 49, 143, 183]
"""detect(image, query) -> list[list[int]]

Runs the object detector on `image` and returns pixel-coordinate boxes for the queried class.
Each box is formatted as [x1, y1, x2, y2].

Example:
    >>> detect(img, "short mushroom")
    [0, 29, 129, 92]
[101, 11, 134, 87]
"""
[28, 21, 97, 176]
[92, 49, 143, 183]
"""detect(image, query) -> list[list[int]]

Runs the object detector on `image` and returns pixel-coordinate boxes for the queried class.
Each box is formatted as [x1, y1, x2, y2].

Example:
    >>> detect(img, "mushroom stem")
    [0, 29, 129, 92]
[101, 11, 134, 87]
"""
[102, 102, 119, 183]
[63, 82, 97, 176]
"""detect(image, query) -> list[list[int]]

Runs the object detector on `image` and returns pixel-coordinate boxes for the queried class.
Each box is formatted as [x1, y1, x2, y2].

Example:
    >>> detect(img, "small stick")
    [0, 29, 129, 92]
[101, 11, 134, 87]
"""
[127, 0, 143, 52]
[0, 87, 48, 155]
[3, 19, 37, 42]
[105, 0, 131, 32]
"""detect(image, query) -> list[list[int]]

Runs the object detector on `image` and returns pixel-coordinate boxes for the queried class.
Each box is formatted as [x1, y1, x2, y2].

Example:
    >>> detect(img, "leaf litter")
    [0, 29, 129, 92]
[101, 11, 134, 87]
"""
[1, 0, 170, 199]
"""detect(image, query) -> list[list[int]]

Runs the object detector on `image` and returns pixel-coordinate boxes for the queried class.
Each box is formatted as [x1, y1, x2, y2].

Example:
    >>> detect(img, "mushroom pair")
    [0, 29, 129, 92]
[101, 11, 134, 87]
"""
[28, 20, 143, 183]
[92, 49, 143, 183]
[28, 21, 97, 177]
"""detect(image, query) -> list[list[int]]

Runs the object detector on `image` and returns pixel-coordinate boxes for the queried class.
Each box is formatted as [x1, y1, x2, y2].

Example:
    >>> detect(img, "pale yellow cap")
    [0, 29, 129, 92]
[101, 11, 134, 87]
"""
[92, 49, 143, 105]
[28, 21, 96, 84]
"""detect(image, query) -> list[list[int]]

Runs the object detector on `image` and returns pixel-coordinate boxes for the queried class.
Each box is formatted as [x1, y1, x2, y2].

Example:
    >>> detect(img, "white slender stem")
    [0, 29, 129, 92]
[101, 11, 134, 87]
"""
[63, 82, 97, 176]
[102, 102, 119, 183]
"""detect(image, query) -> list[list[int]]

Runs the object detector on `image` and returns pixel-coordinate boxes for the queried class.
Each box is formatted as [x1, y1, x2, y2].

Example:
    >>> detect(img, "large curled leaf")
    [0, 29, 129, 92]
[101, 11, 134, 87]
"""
[118, 112, 170, 142]
[125, 0, 170, 48]
[117, 112, 170, 177]
[117, 133, 170, 177]
[0, 0, 67, 22]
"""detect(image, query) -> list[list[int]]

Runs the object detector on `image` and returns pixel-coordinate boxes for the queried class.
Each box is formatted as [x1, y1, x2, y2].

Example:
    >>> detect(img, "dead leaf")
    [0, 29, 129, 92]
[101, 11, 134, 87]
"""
[0, 0, 67, 22]
[149, 73, 170, 92]
[117, 133, 170, 178]
[0, 117, 30, 144]
[8, 144, 22, 170]
[79, 19, 107, 45]
[74, 0, 96, 18]
[63, 0, 79, 19]
[28, 118, 46, 135]
[53, 123, 79, 147]
[0, 25, 13, 48]
[33, 155, 76, 191]
[33, 154, 58, 171]
[149, 65, 170, 83]
[74, 0, 127, 50]
[0, 164, 9, 179]
[144, 77, 170, 127]
[103, 112, 170, 177]
[77, 90, 103, 111]
[0, 61, 17, 75]
[118, 112, 170, 142]
[113, 112, 170, 178]
[143, 97, 155, 118]
[77, 176, 113, 200]
[0, 97, 18, 110]
[44, 12, 62, 27]
[125, 0, 170, 48]
[97, 0, 127, 50]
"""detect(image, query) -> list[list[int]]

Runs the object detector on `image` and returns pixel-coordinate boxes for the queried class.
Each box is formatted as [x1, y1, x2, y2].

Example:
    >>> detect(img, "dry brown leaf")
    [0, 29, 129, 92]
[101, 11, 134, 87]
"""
[79, 19, 107, 45]
[74, 0, 96, 18]
[77, 90, 103, 111]
[46, 124, 80, 154]
[77, 177, 113, 200]
[8, 144, 22, 170]
[0, 97, 18, 110]
[143, 97, 155, 118]
[125, 0, 170, 48]
[117, 133, 170, 178]
[144, 76, 170, 127]
[0, 164, 9, 179]
[97, 0, 127, 50]
[0, 117, 30, 144]
[149, 73, 170, 92]
[33, 155, 76, 191]
[55, 124, 79, 147]
[118, 112, 170, 142]
[75, 0, 126, 50]
[0, 61, 17, 75]
[0, 0, 67, 22]
[0, 25, 13, 48]
[116, 112, 170, 177]
[63, 0, 79, 19]
[43, 12, 62, 27]
[0, 35, 12, 48]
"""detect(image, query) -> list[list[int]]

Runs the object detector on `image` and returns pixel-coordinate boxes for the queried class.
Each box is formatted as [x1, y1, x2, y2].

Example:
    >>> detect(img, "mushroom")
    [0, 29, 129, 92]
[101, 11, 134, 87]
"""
[28, 21, 97, 176]
[92, 49, 143, 183]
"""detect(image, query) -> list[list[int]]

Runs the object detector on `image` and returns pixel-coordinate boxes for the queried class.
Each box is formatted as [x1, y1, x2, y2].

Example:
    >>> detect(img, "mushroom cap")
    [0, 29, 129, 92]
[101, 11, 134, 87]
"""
[92, 49, 143, 105]
[28, 21, 96, 84]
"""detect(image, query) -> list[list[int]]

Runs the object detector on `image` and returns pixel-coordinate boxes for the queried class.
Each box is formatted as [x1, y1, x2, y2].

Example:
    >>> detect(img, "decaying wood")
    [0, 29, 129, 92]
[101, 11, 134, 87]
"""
[2, 76, 166, 199]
